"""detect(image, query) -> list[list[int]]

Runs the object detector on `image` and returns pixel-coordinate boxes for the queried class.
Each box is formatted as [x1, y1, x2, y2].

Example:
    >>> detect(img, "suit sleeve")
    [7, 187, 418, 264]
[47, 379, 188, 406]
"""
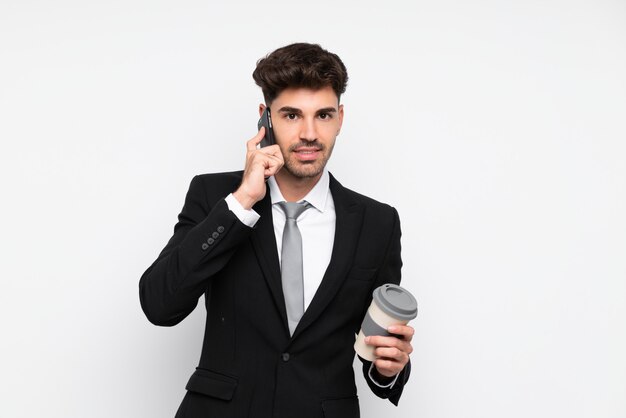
[359, 207, 411, 405]
[139, 175, 253, 326]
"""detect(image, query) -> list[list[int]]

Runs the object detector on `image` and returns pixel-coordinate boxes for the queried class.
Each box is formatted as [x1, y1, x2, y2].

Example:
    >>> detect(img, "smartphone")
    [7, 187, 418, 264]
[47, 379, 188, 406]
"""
[257, 107, 275, 148]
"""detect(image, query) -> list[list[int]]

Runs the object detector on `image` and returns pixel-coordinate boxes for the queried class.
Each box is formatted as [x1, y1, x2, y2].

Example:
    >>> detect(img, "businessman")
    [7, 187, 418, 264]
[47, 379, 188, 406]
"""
[139, 43, 414, 418]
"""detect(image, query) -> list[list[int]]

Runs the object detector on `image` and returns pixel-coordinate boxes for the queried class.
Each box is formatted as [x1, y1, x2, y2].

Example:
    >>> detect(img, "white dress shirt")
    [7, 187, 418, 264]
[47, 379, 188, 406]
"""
[226, 169, 335, 310]
[224, 169, 397, 388]
[266, 170, 335, 310]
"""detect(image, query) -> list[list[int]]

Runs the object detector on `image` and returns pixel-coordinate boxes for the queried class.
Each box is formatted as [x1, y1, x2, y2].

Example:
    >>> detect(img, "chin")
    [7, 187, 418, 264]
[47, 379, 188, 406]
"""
[284, 160, 325, 179]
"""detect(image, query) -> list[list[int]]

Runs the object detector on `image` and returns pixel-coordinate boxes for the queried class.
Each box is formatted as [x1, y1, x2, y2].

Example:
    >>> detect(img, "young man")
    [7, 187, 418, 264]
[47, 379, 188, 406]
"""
[139, 43, 414, 418]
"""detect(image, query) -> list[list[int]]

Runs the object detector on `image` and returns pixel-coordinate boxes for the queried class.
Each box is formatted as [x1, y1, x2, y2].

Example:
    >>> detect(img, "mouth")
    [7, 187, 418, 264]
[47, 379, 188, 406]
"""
[293, 147, 321, 161]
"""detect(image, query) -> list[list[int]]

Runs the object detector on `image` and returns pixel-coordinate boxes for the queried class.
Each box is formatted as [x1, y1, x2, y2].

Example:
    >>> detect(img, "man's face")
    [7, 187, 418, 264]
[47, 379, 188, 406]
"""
[262, 86, 344, 180]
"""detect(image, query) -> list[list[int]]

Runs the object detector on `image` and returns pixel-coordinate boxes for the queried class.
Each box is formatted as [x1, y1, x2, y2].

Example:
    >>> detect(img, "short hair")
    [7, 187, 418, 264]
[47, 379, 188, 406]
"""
[252, 43, 348, 105]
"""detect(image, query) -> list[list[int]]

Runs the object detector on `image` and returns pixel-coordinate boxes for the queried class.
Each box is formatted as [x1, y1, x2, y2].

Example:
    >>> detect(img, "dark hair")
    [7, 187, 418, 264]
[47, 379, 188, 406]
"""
[252, 43, 348, 105]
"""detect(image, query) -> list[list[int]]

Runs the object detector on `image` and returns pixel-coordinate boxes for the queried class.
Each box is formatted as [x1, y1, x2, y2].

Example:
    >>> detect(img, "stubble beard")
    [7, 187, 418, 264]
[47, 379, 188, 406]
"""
[283, 141, 335, 179]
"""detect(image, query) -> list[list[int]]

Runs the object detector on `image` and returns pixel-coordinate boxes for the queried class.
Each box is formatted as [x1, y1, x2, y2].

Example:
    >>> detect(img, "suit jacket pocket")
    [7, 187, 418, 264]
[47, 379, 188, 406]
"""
[185, 368, 238, 401]
[322, 396, 360, 418]
[347, 267, 377, 282]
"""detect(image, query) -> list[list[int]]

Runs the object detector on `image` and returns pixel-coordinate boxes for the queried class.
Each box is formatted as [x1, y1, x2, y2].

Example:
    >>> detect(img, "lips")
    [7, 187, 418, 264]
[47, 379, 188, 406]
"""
[293, 147, 322, 161]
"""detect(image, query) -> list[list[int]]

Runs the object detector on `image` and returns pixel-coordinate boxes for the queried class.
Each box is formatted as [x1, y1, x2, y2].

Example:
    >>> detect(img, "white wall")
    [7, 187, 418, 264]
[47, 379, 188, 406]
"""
[1, 1, 625, 417]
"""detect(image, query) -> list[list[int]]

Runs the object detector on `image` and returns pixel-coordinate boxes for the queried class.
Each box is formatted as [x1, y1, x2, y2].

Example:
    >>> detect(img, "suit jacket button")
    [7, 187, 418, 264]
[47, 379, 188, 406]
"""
[207, 238, 215, 245]
[281, 353, 290, 362]
[201, 243, 209, 250]
[212, 232, 219, 239]
[217, 226, 225, 233]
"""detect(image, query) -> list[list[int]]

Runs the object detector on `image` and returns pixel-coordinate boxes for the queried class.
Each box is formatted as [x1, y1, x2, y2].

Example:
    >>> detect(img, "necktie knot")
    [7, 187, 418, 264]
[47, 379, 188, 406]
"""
[278, 201, 310, 220]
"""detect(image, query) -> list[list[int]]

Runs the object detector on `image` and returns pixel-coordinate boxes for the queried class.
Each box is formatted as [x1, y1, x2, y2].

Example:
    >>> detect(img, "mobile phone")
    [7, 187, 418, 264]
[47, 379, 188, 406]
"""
[257, 107, 275, 148]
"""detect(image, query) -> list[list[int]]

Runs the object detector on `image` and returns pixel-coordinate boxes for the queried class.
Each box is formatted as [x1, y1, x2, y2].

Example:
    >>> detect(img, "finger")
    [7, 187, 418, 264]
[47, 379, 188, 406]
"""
[368, 336, 413, 354]
[256, 143, 282, 159]
[387, 325, 414, 341]
[257, 151, 283, 168]
[263, 155, 284, 177]
[246, 127, 266, 151]
[365, 335, 404, 348]
[374, 359, 403, 376]
[374, 347, 404, 360]
[248, 148, 282, 168]
[248, 151, 283, 176]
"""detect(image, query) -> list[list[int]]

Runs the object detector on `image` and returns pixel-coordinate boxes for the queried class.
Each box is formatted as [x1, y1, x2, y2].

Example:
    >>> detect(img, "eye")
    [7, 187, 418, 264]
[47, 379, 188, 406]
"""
[318, 112, 332, 120]
[287, 113, 298, 120]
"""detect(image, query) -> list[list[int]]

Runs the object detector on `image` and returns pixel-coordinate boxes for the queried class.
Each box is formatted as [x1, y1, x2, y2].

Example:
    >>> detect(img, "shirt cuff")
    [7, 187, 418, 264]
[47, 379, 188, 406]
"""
[225, 193, 260, 227]
[368, 363, 399, 389]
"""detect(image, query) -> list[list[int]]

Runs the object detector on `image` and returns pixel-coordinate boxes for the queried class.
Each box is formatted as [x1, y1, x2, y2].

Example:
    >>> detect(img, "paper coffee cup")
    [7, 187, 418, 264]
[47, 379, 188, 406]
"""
[354, 284, 418, 361]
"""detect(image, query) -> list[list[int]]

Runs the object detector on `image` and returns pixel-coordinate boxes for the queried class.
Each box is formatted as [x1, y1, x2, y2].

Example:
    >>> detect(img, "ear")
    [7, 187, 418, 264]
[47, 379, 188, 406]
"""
[337, 104, 344, 135]
[259, 103, 266, 117]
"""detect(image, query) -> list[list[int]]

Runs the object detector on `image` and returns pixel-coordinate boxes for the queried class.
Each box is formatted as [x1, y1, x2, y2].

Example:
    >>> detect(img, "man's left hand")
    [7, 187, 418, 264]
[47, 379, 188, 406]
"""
[365, 325, 414, 378]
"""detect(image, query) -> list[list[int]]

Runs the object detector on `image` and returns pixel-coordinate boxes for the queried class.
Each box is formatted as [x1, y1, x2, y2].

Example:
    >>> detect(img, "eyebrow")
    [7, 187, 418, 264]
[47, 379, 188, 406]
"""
[277, 106, 338, 115]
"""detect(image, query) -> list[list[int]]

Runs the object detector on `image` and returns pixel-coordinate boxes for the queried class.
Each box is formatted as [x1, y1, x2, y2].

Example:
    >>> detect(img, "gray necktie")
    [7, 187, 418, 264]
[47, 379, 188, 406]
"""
[278, 201, 311, 335]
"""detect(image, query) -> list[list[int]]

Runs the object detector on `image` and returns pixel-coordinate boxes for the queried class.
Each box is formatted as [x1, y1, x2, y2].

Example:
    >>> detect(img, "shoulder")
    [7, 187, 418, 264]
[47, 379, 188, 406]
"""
[194, 170, 243, 184]
[345, 187, 397, 216]
[186, 171, 244, 205]
[329, 173, 399, 225]
[192, 170, 243, 190]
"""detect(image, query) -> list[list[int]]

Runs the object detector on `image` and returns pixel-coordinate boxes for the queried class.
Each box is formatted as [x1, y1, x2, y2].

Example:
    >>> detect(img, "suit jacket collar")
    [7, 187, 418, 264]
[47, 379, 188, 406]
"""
[292, 173, 364, 340]
[249, 191, 286, 326]
[249, 173, 365, 340]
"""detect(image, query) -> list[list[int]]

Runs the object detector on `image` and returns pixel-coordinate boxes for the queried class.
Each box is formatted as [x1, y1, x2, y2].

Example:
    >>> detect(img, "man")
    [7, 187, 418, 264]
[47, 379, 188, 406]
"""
[139, 43, 414, 418]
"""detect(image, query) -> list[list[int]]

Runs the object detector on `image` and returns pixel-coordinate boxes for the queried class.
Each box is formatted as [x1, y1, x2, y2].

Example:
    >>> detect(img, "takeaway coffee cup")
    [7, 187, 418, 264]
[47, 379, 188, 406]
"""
[354, 284, 418, 361]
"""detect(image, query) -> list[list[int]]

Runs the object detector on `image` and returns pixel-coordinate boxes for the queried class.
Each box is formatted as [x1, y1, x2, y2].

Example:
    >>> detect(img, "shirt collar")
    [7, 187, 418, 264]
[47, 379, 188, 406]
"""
[267, 169, 330, 213]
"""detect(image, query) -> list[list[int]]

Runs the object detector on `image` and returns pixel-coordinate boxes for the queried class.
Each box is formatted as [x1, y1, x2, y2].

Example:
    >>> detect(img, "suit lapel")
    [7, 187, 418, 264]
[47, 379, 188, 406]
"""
[249, 189, 289, 330]
[292, 174, 364, 340]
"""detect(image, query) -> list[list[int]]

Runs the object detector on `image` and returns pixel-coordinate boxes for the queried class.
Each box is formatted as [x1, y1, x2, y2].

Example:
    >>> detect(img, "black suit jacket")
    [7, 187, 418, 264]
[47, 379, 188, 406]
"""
[139, 171, 410, 418]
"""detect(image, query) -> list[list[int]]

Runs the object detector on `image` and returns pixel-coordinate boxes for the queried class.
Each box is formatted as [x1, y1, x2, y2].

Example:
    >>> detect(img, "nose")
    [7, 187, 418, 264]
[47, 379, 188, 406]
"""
[299, 117, 317, 142]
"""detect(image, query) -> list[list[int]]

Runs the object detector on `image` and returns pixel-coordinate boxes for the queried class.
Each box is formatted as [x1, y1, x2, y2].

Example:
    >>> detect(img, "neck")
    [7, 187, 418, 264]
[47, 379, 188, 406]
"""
[274, 170, 323, 202]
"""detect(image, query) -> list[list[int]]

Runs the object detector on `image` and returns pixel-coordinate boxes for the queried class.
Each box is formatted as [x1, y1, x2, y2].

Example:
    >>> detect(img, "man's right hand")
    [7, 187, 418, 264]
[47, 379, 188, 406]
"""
[233, 127, 284, 209]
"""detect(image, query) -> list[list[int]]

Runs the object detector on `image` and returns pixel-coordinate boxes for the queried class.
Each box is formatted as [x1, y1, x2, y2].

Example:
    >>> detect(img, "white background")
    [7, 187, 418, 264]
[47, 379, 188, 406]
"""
[1, 1, 625, 417]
